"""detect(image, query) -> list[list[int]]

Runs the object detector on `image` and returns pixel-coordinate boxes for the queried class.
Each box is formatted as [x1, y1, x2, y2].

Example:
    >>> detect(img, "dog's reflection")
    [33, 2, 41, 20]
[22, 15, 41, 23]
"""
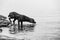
[9, 23, 36, 34]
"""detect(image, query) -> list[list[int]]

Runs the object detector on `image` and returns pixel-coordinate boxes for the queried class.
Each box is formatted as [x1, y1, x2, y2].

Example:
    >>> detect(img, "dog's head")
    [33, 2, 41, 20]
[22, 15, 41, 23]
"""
[8, 12, 15, 18]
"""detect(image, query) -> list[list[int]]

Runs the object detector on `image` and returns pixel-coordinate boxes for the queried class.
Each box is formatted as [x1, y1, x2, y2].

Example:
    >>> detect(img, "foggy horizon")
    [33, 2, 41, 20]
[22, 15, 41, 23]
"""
[0, 0, 60, 22]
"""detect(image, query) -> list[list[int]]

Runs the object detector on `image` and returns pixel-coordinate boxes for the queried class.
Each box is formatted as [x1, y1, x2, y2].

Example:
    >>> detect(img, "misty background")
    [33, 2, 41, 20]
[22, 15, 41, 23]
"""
[0, 0, 60, 23]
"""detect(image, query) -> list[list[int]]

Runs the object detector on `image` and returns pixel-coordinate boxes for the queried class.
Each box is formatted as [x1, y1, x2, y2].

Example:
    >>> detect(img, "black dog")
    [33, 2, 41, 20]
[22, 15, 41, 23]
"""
[8, 12, 36, 31]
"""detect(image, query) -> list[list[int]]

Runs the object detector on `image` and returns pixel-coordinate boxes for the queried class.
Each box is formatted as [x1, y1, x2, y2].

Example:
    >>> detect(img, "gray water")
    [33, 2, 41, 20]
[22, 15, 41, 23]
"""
[0, 21, 60, 40]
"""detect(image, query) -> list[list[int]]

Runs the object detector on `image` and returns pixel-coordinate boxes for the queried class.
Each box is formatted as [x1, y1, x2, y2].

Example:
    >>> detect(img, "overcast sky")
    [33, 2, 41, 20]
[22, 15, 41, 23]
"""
[0, 0, 60, 22]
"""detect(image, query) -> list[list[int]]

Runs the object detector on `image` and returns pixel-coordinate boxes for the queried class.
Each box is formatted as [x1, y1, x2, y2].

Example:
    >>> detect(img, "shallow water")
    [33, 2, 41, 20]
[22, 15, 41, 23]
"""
[0, 22, 60, 40]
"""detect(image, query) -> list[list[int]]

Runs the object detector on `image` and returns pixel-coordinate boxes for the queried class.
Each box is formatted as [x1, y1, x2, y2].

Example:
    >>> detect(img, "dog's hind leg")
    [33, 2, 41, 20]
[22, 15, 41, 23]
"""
[20, 21, 23, 31]
[18, 20, 21, 31]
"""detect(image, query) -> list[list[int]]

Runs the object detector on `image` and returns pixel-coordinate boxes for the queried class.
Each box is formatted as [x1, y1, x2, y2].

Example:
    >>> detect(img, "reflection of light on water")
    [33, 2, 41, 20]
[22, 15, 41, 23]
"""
[23, 22, 60, 40]
[0, 22, 60, 40]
